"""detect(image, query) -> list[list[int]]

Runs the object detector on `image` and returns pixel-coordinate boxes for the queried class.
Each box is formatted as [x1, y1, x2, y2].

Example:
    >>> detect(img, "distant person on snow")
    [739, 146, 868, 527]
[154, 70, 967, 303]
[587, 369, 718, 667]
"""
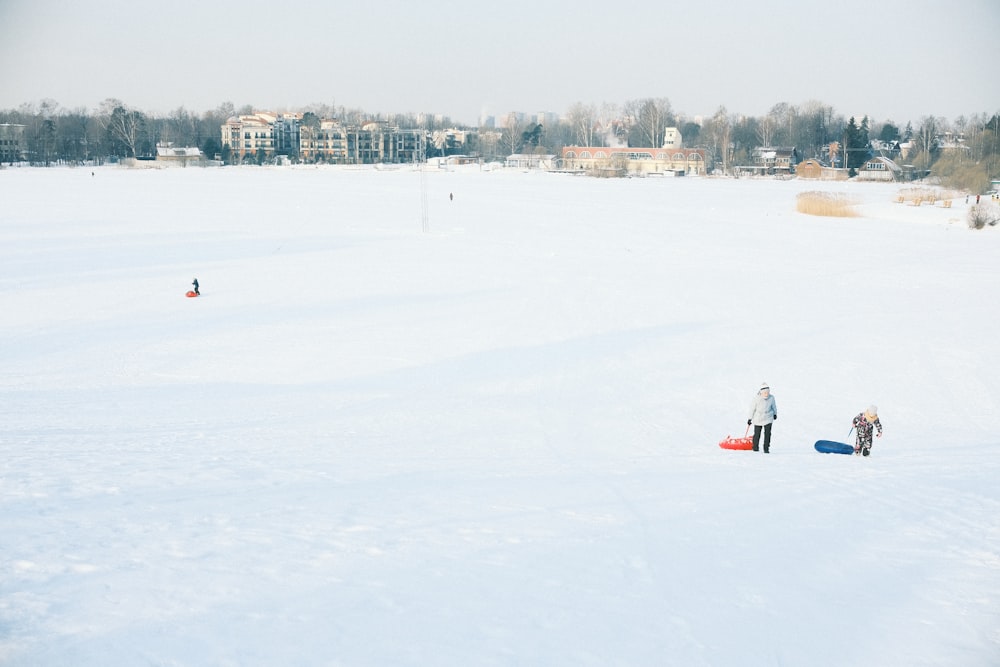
[852, 406, 882, 456]
[192, 278, 200, 295]
[747, 382, 777, 453]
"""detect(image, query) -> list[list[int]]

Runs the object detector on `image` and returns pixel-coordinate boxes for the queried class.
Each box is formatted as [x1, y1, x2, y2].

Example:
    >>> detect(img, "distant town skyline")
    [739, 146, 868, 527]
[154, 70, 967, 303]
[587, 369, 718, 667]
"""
[1, 0, 997, 127]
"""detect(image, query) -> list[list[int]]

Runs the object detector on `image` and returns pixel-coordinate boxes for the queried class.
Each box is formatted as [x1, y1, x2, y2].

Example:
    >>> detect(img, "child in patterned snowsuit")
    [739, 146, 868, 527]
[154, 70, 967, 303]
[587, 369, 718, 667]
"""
[852, 406, 883, 456]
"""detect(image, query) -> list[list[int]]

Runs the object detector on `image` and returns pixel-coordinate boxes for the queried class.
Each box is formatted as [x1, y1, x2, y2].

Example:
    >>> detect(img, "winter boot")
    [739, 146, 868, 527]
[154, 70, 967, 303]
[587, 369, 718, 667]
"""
[862, 446, 871, 457]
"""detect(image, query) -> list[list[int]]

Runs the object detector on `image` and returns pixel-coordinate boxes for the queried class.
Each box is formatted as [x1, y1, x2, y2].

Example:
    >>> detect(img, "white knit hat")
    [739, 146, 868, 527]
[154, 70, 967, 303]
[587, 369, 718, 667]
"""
[759, 382, 770, 391]
[867, 405, 878, 416]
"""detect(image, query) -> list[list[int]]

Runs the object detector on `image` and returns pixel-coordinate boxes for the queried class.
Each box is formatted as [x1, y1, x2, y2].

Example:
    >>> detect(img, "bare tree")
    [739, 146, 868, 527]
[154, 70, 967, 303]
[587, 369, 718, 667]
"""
[767, 102, 795, 146]
[28, 99, 60, 165]
[566, 102, 597, 147]
[702, 106, 732, 174]
[596, 102, 622, 147]
[475, 127, 502, 162]
[500, 111, 527, 156]
[756, 113, 775, 148]
[166, 106, 197, 146]
[59, 107, 92, 164]
[795, 100, 836, 157]
[342, 107, 366, 126]
[215, 101, 236, 120]
[99, 98, 143, 157]
[910, 115, 940, 171]
[624, 97, 673, 147]
[978, 113, 998, 184]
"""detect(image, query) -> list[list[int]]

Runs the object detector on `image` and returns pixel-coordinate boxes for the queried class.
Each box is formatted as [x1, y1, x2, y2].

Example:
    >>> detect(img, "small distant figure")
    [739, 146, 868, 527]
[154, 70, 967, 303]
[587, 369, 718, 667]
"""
[192, 278, 200, 295]
[449, 192, 453, 201]
[747, 382, 777, 453]
[852, 406, 882, 456]
[976, 194, 981, 205]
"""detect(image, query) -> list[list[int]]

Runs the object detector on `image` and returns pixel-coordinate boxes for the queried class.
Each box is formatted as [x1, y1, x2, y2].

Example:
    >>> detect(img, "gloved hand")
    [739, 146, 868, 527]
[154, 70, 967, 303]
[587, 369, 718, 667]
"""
[747, 419, 752, 426]
[773, 415, 777, 421]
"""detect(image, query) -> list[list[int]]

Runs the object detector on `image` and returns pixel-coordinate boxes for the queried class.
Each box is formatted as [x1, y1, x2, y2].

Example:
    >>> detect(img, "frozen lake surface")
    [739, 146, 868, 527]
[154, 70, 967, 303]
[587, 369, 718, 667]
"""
[1, 165, 998, 665]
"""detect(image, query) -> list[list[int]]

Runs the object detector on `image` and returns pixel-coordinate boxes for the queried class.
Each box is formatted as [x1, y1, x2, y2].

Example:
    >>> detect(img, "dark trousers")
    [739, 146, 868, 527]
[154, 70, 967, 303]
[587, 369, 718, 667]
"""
[752, 424, 772, 452]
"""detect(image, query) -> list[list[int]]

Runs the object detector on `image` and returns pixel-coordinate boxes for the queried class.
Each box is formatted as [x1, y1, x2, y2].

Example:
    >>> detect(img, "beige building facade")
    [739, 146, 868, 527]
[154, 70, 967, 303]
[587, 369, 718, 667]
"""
[561, 146, 706, 176]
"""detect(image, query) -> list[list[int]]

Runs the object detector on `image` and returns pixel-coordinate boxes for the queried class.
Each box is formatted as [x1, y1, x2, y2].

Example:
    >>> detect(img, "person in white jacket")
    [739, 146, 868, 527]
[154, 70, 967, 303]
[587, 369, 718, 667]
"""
[747, 382, 778, 453]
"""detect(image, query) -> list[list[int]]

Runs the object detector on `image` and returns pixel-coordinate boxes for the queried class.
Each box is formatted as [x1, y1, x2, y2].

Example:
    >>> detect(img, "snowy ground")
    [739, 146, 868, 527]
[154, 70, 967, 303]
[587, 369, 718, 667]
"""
[1, 165, 998, 666]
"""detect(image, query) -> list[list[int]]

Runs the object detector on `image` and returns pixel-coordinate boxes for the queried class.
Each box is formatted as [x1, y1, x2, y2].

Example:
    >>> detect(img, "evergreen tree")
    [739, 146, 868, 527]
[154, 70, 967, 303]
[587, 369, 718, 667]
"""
[521, 124, 543, 149]
[878, 122, 900, 143]
[856, 116, 871, 166]
[986, 114, 1000, 134]
[843, 117, 859, 171]
[840, 116, 870, 171]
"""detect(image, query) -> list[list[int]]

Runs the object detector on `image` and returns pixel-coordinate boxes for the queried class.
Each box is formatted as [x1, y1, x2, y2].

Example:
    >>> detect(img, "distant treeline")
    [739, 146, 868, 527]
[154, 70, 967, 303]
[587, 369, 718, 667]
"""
[2, 97, 998, 192]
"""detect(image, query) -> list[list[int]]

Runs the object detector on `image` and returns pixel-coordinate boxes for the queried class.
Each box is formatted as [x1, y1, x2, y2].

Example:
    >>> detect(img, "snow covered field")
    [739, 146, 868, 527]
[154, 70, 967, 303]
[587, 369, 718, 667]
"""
[1, 165, 998, 666]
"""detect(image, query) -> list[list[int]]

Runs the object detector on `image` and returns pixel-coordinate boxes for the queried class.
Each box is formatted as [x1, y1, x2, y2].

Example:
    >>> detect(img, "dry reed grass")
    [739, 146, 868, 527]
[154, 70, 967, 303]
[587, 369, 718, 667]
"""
[795, 191, 859, 217]
[896, 187, 963, 204]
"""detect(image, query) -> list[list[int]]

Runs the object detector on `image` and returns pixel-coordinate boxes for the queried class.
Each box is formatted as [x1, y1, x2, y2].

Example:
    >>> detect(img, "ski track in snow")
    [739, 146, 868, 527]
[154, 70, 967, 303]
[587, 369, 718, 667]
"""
[1, 165, 998, 666]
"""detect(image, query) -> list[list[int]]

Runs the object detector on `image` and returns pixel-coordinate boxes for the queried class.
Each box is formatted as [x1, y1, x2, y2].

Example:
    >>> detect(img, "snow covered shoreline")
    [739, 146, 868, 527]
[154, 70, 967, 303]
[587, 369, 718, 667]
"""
[1, 167, 998, 665]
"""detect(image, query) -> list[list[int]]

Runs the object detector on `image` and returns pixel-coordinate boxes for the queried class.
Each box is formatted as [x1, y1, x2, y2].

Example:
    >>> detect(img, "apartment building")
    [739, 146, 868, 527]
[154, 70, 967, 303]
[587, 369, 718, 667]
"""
[222, 114, 424, 164]
[300, 119, 348, 162]
[0, 123, 26, 163]
[222, 112, 279, 160]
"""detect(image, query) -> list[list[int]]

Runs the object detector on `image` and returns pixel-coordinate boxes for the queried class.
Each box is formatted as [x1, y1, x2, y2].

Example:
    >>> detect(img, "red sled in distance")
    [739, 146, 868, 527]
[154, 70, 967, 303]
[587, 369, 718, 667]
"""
[186, 290, 199, 298]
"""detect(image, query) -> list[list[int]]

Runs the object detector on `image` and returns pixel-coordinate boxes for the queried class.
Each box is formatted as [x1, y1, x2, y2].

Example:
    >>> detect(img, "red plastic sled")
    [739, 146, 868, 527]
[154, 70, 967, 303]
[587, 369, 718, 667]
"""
[186, 290, 199, 298]
[719, 435, 753, 450]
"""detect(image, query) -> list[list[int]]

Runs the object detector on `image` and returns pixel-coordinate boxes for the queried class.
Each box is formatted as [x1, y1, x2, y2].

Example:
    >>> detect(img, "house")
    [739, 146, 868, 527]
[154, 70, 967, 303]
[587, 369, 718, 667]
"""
[156, 143, 203, 166]
[856, 156, 902, 182]
[427, 155, 480, 168]
[795, 159, 823, 179]
[505, 153, 556, 170]
[750, 147, 799, 175]
[795, 158, 848, 181]
[870, 139, 901, 158]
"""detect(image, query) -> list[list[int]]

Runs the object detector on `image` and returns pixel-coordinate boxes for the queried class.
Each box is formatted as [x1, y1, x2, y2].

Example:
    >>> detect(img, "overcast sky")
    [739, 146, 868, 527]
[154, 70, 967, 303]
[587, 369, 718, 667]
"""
[1, 0, 997, 126]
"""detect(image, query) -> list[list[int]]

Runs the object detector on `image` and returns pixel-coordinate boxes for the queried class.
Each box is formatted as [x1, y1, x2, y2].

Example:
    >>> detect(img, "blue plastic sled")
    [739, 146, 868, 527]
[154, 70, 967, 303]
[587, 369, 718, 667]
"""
[814, 440, 854, 455]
